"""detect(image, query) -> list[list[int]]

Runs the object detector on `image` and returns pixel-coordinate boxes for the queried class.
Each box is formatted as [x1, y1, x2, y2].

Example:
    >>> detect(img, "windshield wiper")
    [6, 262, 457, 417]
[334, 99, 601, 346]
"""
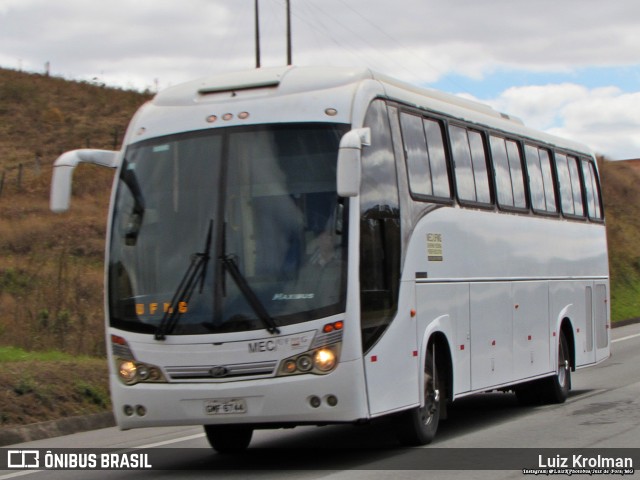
[154, 220, 213, 340]
[220, 254, 281, 335]
[121, 159, 146, 246]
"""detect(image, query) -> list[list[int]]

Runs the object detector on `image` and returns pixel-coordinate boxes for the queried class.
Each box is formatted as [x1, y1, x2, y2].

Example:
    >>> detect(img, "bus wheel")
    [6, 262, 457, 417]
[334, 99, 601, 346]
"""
[396, 344, 441, 446]
[543, 331, 571, 403]
[204, 425, 253, 453]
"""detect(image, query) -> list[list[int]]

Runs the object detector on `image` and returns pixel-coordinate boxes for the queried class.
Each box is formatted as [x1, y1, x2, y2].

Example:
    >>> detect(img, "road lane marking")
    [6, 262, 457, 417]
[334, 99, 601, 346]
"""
[134, 432, 206, 449]
[612, 332, 640, 343]
[0, 471, 42, 480]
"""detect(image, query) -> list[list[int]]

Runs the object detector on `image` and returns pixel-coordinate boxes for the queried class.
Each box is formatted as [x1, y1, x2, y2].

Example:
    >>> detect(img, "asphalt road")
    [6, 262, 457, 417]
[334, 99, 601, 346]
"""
[2, 322, 639, 479]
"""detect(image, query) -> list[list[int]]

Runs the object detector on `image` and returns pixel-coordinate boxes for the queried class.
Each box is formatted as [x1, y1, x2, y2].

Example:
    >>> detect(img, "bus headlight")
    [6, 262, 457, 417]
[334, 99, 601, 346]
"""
[112, 335, 167, 386]
[119, 360, 137, 382]
[116, 359, 167, 385]
[278, 343, 341, 376]
[314, 348, 337, 372]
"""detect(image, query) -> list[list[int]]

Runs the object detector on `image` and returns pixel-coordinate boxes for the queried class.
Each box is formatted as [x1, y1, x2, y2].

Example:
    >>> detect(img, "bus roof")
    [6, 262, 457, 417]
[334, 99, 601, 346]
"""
[147, 66, 591, 156]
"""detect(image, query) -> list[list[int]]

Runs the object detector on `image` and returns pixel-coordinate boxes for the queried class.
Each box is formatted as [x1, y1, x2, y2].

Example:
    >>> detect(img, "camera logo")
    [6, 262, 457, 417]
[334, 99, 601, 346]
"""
[7, 450, 40, 469]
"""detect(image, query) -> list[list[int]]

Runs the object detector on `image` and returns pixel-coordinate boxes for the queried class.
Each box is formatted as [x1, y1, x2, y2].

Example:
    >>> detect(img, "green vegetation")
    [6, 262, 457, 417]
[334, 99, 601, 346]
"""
[599, 158, 640, 322]
[0, 345, 94, 362]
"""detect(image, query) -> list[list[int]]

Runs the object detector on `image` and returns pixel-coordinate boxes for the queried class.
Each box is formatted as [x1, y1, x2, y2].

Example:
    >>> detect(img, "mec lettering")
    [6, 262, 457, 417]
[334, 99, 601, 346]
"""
[248, 340, 277, 353]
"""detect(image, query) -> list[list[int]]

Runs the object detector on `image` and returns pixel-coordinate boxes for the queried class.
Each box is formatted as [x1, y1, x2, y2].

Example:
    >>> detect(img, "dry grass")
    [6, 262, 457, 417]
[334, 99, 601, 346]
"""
[0, 67, 149, 356]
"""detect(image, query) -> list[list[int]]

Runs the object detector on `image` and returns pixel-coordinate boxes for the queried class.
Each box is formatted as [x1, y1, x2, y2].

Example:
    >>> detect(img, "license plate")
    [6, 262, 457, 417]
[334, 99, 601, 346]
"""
[204, 398, 247, 415]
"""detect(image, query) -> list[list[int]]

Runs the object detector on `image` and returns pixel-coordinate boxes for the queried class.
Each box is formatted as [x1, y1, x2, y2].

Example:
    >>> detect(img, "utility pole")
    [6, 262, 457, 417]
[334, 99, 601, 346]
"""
[255, 0, 261, 68]
[286, 0, 292, 66]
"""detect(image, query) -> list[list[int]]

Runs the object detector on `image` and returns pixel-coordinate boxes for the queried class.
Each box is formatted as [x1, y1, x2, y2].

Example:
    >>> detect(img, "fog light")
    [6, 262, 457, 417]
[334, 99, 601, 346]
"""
[314, 348, 336, 372]
[326, 395, 338, 407]
[123, 405, 134, 416]
[119, 361, 137, 382]
[136, 405, 147, 416]
[309, 396, 321, 408]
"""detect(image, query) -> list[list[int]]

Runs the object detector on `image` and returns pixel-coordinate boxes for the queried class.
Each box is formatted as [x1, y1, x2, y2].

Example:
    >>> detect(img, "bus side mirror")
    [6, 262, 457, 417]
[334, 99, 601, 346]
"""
[337, 128, 370, 197]
[50, 149, 120, 212]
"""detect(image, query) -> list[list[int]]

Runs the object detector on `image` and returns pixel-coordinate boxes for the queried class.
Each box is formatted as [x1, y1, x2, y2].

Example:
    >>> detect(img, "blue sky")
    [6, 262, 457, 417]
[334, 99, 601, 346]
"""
[432, 65, 640, 99]
[1, 0, 639, 159]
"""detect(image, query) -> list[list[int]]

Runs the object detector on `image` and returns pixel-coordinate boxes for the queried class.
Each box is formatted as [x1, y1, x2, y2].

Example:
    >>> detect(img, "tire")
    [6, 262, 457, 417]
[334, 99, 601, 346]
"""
[204, 425, 253, 453]
[396, 344, 441, 446]
[543, 331, 571, 403]
[517, 331, 571, 406]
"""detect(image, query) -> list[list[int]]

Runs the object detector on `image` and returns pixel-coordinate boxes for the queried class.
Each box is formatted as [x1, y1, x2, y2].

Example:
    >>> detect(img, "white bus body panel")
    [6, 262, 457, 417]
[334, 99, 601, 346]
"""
[399, 205, 608, 398]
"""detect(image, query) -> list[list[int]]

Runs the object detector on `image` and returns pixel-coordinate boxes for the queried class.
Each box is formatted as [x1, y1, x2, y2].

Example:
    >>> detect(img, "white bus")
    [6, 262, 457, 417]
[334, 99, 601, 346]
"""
[51, 66, 610, 451]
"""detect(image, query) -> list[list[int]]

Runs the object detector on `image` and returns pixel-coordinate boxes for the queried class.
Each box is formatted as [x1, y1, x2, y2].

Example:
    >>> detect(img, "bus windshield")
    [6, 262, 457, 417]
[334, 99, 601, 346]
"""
[108, 123, 349, 336]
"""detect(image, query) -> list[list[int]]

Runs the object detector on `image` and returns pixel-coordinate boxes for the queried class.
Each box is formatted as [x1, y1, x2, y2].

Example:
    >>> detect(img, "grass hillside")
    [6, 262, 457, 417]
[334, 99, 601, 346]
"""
[0, 68, 150, 357]
[599, 158, 640, 321]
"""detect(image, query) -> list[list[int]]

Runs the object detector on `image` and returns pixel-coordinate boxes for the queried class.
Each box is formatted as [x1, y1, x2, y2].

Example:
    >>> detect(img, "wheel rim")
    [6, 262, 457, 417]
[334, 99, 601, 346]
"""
[557, 338, 569, 387]
[421, 359, 440, 426]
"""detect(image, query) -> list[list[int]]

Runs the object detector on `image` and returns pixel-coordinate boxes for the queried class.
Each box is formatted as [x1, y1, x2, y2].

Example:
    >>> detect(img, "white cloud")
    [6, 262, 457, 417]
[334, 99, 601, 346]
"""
[2, 0, 640, 159]
[3, 0, 640, 88]
[479, 85, 640, 159]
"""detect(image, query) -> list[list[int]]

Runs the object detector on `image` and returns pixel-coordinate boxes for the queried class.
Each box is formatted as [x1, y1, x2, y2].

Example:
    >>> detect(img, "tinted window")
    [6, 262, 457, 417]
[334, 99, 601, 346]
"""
[360, 100, 401, 352]
[424, 118, 451, 198]
[555, 153, 584, 217]
[507, 140, 527, 208]
[567, 156, 584, 216]
[581, 159, 603, 220]
[399, 113, 451, 200]
[490, 136, 526, 209]
[525, 145, 557, 214]
[555, 153, 574, 214]
[400, 112, 432, 196]
[450, 125, 491, 204]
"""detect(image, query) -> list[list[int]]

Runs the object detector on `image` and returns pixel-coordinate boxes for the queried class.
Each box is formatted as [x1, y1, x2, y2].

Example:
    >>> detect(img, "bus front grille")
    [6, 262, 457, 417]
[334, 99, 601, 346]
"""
[165, 360, 278, 381]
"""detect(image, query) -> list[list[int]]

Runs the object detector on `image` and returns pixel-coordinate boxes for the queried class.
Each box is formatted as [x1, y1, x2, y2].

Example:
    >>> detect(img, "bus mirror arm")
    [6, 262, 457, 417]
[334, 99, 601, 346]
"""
[337, 128, 370, 198]
[50, 149, 120, 213]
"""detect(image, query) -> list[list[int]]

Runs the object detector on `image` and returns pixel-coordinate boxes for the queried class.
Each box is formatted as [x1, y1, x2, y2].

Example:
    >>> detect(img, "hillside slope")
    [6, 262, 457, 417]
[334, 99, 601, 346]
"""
[0, 68, 150, 356]
[600, 158, 640, 321]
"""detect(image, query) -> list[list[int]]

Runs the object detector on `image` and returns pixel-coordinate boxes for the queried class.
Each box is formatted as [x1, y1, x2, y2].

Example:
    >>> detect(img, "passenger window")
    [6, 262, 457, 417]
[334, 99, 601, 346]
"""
[490, 136, 526, 209]
[567, 156, 584, 217]
[555, 153, 574, 214]
[450, 125, 491, 204]
[581, 159, 603, 220]
[399, 112, 451, 200]
[424, 118, 451, 198]
[555, 153, 585, 217]
[525, 145, 557, 214]
[400, 112, 432, 196]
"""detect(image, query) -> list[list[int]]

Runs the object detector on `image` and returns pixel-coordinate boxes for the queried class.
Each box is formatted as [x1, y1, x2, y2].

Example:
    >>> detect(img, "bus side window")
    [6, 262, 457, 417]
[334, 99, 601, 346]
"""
[400, 112, 433, 197]
[581, 159, 603, 220]
[567, 155, 585, 217]
[555, 153, 575, 215]
[399, 113, 451, 201]
[525, 144, 557, 214]
[490, 135, 526, 210]
[424, 118, 451, 199]
[449, 125, 491, 205]
[555, 153, 584, 218]
[360, 99, 401, 353]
